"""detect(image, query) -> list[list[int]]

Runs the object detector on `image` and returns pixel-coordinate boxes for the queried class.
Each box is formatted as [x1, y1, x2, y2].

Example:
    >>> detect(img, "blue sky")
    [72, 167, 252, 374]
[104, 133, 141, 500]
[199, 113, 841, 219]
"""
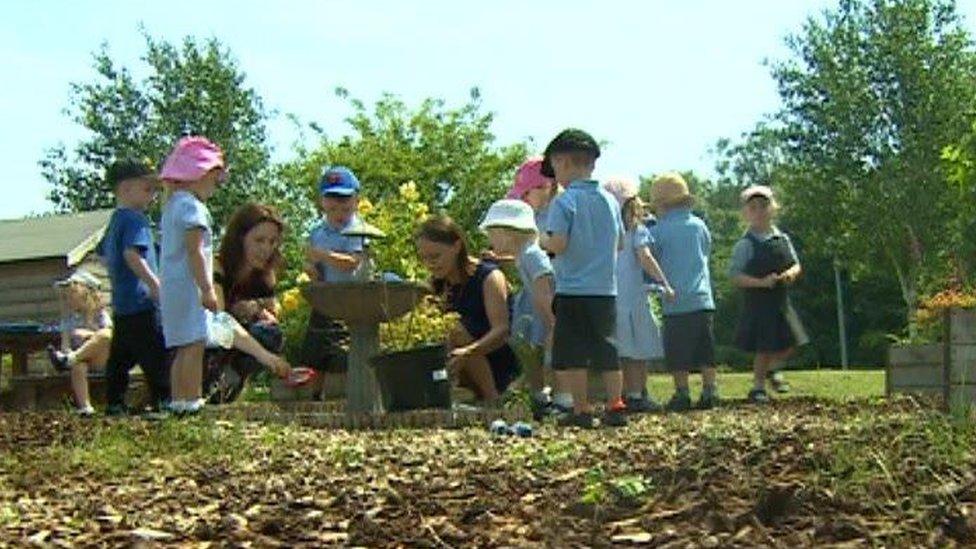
[3, 0, 976, 219]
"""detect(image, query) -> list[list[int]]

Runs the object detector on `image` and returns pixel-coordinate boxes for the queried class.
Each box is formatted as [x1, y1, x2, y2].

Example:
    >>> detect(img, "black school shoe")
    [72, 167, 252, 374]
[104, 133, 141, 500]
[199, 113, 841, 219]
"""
[665, 392, 692, 412]
[557, 412, 600, 429]
[697, 391, 720, 410]
[625, 394, 662, 414]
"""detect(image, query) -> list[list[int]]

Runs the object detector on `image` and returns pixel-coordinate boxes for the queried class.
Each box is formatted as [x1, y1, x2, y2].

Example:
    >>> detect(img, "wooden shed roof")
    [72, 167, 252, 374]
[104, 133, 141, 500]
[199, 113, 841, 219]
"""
[0, 209, 112, 267]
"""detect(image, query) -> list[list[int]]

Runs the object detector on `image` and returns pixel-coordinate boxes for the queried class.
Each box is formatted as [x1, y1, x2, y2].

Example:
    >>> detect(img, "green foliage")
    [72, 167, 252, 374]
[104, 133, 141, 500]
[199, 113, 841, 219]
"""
[276, 88, 529, 250]
[768, 0, 976, 322]
[40, 30, 273, 228]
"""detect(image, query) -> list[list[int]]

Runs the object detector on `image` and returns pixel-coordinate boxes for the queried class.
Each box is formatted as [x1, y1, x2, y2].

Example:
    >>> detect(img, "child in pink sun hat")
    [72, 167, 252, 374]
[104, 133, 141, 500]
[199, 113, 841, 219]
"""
[159, 137, 305, 415]
[159, 136, 226, 415]
[507, 157, 558, 235]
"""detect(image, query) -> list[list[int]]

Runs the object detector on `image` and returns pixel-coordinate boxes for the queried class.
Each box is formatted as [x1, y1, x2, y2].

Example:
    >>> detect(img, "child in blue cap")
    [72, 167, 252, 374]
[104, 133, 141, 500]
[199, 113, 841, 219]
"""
[300, 167, 364, 375]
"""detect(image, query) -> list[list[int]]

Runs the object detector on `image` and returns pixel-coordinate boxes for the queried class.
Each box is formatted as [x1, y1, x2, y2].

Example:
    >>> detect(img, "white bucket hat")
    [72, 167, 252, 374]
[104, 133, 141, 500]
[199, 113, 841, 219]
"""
[54, 269, 101, 290]
[479, 199, 538, 233]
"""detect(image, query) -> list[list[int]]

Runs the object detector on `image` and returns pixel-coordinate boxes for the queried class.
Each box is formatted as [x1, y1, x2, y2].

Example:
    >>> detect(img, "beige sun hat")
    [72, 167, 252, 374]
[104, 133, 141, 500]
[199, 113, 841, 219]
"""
[650, 172, 693, 208]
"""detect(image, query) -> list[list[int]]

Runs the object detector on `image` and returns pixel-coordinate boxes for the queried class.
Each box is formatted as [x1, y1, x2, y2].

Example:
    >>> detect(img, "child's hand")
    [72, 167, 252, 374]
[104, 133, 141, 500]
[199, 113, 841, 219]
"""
[663, 285, 677, 303]
[762, 274, 779, 288]
[257, 309, 278, 325]
[201, 286, 219, 312]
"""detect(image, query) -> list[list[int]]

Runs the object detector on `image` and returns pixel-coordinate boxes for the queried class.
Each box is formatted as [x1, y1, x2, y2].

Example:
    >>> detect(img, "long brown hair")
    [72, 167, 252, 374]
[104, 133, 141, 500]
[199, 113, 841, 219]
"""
[218, 203, 285, 292]
[415, 215, 472, 288]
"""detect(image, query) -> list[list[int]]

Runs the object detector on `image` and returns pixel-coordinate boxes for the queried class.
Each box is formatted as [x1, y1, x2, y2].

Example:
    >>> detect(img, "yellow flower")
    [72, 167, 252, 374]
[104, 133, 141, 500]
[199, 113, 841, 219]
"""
[296, 272, 311, 284]
[411, 202, 429, 217]
[358, 197, 374, 216]
[281, 288, 302, 313]
[398, 181, 420, 202]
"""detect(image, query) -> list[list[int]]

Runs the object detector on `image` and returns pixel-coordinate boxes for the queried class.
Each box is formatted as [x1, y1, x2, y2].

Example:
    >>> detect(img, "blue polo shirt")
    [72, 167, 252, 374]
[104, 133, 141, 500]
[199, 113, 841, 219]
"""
[546, 179, 623, 296]
[648, 208, 715, 315]
[308, 216, 364, 282]
[97, 207, 158, 315]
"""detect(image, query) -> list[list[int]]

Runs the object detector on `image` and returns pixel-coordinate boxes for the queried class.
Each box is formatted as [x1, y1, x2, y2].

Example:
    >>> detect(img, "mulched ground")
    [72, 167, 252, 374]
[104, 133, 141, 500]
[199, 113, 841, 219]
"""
[0, 397, 974, 547]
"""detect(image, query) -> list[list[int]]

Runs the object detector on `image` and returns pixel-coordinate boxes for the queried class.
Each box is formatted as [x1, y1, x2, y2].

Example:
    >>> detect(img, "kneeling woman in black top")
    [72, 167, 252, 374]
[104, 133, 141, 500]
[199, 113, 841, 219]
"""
[415, 215, 519, 403]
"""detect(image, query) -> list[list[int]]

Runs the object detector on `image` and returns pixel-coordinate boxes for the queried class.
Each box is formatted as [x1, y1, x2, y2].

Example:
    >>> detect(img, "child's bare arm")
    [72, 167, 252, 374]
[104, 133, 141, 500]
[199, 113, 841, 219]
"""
[531, 274, 556, 338]
[778, 263, 802, 285]
[185, 228, 218, 311]
[636, 247, 671, 289]
[123, 248, 160, 300]
[733, 274, 778, 289]
[305, 247, 363, 273]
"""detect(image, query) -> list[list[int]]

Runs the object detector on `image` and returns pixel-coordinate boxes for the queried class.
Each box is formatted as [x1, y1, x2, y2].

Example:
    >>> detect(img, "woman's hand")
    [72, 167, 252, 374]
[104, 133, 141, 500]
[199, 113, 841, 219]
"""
[447, 344, 477, 372]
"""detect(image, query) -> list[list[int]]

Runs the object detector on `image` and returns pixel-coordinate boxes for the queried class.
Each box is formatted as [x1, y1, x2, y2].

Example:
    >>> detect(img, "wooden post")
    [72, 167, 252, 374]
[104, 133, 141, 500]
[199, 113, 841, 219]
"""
[345, 322, 383, 414]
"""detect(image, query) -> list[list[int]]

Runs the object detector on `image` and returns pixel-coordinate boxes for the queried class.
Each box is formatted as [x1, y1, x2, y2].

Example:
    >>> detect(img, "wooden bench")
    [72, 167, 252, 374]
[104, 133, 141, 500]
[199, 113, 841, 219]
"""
[1, 371, 148, 411]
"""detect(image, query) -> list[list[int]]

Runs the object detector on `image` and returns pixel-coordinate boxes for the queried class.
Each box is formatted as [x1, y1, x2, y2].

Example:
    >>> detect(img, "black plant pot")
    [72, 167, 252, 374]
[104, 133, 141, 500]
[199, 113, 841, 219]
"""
[369, 344, 450, 412]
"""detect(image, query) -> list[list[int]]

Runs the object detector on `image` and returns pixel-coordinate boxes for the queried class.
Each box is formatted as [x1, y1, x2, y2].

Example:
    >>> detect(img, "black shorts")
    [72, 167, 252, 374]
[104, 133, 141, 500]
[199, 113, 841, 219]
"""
[551, 295, 619, 371]
[663, 310, 716, 372]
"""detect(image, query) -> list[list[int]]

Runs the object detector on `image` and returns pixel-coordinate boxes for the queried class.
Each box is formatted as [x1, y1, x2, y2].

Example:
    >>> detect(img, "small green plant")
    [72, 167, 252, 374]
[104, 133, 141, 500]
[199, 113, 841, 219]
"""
[609, 475, 651, 503]
[579, 467, 608, 506]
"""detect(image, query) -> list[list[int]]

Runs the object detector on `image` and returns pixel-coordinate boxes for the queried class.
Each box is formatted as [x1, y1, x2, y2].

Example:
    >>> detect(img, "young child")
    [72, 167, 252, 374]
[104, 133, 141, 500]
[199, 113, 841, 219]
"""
[47, 270, 113, 415]
[730, 185, 807, 403]
[90, 158, 170, 416]
[300, 167, 363, 377]
[541, 128, 627, 428]
[159, 136, 228, 415]
[480, 199, 556, 419]
[649, 172, 719, 412]
[505, 157, 570, 415]
[603, 178, 674, 412]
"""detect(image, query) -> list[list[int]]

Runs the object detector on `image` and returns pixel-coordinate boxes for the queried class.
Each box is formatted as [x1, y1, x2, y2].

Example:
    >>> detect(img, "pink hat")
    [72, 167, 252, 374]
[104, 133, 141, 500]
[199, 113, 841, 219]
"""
[159, 136, 225, 182]
[602, 177, 640, 207]
[506, 157, 554, 200]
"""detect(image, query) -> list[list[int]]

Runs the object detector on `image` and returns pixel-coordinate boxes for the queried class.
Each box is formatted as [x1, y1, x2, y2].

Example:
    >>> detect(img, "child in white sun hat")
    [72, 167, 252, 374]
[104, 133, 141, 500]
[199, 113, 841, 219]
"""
[481, 199, 556, 419]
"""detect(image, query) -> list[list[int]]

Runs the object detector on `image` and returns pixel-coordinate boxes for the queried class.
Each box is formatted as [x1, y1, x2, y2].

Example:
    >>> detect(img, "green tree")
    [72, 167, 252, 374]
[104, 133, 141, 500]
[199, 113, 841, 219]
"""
[40, 30, 272, 227]
[770, 0, 976, 329]
[276, 88, 528, 264]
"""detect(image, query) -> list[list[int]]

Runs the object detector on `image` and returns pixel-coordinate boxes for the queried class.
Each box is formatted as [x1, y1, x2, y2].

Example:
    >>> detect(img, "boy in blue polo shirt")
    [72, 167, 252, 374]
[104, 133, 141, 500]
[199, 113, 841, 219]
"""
[98, 159, 171, 415]
[648, 172, 719, 411]
[542, 129, 627, 428]
[300, 167, 364, 373]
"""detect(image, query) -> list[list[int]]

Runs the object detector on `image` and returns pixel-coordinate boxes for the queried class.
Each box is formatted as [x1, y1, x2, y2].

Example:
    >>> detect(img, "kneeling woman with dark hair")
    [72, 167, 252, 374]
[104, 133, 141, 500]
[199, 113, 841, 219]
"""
[415, 215, 519, 402]
[204, 202, 314, 402]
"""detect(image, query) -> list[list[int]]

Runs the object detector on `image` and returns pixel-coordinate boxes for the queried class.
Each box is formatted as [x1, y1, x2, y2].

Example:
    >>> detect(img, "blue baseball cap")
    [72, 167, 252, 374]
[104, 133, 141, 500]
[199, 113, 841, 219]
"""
[318, 166, 361, 196]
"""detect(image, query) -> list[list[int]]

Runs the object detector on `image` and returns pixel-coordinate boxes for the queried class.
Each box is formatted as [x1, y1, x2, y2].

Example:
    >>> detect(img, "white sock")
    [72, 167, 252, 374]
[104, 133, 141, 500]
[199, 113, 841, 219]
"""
[553, 392, 573, 409]
[65, 352, 79, 367]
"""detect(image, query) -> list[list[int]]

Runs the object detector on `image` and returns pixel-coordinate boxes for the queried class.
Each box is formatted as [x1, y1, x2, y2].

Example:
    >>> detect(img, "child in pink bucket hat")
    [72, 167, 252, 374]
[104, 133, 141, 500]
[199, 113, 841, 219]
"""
[506, 157, 558, 235]
[160, 136, 226, 183]
[158, 136, 226, 415]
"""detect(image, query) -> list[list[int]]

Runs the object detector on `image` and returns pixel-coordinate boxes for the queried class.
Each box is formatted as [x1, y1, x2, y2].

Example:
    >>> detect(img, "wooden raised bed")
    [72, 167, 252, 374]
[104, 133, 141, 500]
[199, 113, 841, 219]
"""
[887, 308, 976, 411]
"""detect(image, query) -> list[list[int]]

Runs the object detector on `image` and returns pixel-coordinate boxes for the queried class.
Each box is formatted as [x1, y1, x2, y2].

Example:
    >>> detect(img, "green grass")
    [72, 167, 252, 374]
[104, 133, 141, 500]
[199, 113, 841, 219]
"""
[644, 369, 884, 402]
